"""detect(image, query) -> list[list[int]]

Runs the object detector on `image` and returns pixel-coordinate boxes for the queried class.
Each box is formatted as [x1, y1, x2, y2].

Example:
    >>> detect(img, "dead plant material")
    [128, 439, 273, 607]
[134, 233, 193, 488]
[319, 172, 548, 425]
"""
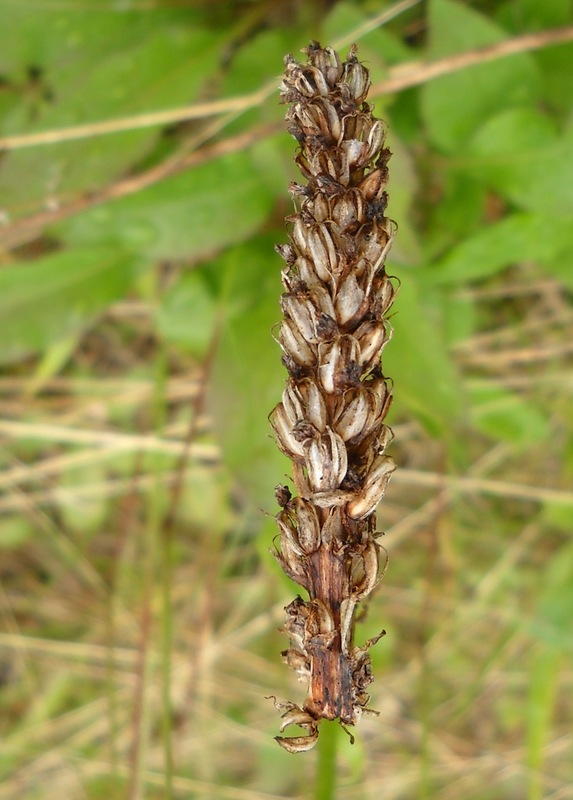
[270, 42, 397, 752]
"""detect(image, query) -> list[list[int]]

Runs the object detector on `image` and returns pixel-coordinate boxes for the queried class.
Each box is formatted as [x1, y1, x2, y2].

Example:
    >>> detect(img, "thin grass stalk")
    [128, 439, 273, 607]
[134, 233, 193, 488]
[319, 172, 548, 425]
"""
[160, 515, 175, 799]
[270, 42, 397, 752]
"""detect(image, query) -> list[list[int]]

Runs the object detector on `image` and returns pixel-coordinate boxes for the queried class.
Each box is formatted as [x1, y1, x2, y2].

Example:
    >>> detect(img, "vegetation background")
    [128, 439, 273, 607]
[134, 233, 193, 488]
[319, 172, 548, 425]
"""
[1, 0, 572, 798]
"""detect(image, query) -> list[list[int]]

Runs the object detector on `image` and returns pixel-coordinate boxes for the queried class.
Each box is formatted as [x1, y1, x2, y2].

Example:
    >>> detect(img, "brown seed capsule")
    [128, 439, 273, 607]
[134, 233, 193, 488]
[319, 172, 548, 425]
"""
[280, 599, 308, 652]
[355, 320, 388, 365]
[272, 541, 309, 590]
[334, 388, 378, 443]
[341, 49, 370, 102]
[279, 317, 317, 366]
[296, 256, 325, 290]
[296, 499, 323, 553]
[276, 509, 306, 558]
[318, 336, 360, 394]
[335, 272, 366, 326]
[283, 378, 327, 432]
[275, 731, 319, 754]
[351, 539, 380, 601]
[305, 428, 348, 492]
[308, 488, 354, 510]
[281, 294, 319, 344]
[346, 455, 396, 520]
[318, 508, 343, 550]
[308, 225, 338, 279]
[373, 275, 396, 317]
[269, 403, 306, 461]
[311, 284, 337, 320]
[310, 598, 336, 635]
[275, 484, 292, 508]
[331, 188, 365, 231]
[340, 596, 357, 651]
[305, 42, 342, 85]
[280, 497, 322, 555]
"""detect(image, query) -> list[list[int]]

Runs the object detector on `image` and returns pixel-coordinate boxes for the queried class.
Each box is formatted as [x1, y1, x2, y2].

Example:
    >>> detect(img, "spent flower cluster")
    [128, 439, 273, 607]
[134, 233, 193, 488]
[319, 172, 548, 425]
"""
[270, 42, 397, 752]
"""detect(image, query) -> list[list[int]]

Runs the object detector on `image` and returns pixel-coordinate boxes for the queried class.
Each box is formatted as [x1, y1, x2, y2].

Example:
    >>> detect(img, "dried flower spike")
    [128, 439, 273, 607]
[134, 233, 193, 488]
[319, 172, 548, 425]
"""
[271, 41, 397, 752]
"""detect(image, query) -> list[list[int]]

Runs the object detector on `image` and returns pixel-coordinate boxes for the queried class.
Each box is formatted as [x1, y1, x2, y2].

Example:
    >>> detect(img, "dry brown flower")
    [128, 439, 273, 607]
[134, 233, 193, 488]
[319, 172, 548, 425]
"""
[270, 41, 397, 752]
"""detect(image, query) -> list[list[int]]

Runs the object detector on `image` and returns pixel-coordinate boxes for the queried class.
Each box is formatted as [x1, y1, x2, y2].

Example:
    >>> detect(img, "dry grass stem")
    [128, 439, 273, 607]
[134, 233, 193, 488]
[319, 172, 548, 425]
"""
[3, 16, 572, 154]
[0, 0, 422, 154]
[370, 24, 573, 95]
[2, 14, 569, 253]
[0, 120, 278, 251]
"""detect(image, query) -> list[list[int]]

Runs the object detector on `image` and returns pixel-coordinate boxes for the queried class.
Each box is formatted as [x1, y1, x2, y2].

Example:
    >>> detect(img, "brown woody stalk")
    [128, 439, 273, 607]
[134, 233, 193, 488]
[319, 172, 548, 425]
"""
[269, 42, 397, 752]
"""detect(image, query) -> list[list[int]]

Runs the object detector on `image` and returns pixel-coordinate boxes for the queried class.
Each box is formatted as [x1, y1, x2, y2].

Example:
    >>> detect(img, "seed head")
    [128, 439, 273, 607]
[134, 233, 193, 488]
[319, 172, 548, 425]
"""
[270, 41, 397, 752]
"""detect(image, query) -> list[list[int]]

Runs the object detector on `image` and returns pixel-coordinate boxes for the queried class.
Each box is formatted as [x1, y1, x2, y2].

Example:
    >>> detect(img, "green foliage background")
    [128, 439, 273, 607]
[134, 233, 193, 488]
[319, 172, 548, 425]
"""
[0, 1, 572, 798]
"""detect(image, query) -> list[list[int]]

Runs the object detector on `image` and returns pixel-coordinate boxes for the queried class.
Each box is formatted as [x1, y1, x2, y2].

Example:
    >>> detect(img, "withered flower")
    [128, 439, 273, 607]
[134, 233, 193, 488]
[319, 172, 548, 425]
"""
[270, 42, 397, 752]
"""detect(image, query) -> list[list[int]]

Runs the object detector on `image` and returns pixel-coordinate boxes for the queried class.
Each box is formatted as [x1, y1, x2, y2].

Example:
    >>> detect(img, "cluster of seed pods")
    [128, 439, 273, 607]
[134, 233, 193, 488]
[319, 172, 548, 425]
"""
[270, 42, 397, 752]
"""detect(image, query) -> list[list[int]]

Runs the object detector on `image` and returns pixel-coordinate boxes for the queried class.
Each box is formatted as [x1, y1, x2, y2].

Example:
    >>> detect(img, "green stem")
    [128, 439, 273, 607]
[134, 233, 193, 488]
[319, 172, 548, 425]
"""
[152, 343, 174, 800]
[314, 720, 339, 800]
[161, 513, 175, 799]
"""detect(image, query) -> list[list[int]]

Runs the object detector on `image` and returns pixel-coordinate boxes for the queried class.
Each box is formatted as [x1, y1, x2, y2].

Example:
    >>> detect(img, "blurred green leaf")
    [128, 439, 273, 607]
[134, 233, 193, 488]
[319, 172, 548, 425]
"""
[27, 334, 80, 396]
[471, 104, 559, 151]
[156, 268, 217, 359]
[421, 0, 539, 152]
[497, 0, 571, 31]
[1, 5, 192, 73]
[0, 246, 139, 364]
[212, 231, 284, 317]
[428, 213, 573, 285]
[383, 271, 465, 435]
[0, 12, 221, 215]
[466, 109, 573, 215]
[386, 131, 422, 265]
[531, 40, 573, 117]
[324, 1, 413, 66]
[525, 644, 561, 800]
[425, 172, 486, 258]
[442, 291, 477, 346]
[542, 498, 573, 534]
[469, 384, 550, 445]
[58, 147, 275, 260]
[494, 0, 573, 116]
[58, 460, 110, 536]
[209, 235, 289, 508]
[528, 541, 573, 653]
[0, 518, 34, 548]
[218, 27, 300, 97]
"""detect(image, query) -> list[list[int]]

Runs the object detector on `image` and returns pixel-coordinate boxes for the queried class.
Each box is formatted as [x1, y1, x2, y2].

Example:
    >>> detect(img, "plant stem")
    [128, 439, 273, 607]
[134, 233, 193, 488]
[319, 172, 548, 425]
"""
[153, 333, 175, 800]
[160, 507, 175, 800]
[314, 720, 339, 800]
[271, 41, 396, 754]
